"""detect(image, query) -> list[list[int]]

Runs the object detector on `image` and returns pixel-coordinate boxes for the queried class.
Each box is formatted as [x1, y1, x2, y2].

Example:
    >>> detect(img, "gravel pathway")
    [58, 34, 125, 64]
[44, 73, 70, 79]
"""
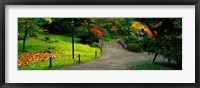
[56, 42, 165, 70]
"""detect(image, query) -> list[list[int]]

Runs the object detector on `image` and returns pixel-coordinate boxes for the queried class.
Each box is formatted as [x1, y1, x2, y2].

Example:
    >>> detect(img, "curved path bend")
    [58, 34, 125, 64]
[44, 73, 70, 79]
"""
[57, 42, 164, 70]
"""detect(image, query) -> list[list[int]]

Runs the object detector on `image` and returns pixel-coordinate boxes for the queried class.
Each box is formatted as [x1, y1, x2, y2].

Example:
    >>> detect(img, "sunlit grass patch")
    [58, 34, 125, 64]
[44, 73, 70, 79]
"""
[18, 34, 103, 70]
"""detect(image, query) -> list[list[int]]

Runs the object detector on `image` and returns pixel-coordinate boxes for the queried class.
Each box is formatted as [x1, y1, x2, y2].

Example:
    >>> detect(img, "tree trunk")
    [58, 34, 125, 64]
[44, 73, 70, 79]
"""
[22, 30, 28, 52]
[145, 21, 158, 38]
[145, 20, 178, 66]
[146, 20, 175, 51]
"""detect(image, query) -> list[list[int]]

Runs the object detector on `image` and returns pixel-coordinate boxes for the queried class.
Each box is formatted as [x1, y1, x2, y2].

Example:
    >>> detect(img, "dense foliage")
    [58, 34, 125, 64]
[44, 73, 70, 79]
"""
[18, 18, 182, 70]
[138, 18, 182, 68]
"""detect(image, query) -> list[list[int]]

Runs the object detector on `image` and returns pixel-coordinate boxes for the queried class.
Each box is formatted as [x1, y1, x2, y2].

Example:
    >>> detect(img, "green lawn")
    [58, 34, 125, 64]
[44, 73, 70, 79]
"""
[126, 62, 179, 70]
[18, 34, 103, 70]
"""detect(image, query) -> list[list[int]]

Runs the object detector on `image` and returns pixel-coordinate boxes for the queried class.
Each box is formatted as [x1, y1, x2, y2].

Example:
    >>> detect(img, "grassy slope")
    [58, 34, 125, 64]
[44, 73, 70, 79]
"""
[18, 34, 102, 70]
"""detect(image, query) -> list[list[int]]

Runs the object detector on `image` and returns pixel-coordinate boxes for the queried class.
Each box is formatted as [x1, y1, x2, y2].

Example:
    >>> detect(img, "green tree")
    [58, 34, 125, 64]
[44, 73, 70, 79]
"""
[18, 18, 51, 51]
[138, 18, 182, 68]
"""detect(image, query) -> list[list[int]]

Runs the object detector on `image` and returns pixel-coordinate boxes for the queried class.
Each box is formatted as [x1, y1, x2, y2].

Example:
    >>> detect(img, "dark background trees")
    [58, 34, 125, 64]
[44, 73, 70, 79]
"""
[138, 18, 182, 69]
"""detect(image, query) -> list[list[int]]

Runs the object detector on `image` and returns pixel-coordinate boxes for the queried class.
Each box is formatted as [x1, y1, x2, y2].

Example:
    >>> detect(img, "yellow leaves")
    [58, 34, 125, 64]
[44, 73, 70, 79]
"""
[43, 18, 52, 24]
[131, 21, 144, 29]
[130, 21, 153, 36]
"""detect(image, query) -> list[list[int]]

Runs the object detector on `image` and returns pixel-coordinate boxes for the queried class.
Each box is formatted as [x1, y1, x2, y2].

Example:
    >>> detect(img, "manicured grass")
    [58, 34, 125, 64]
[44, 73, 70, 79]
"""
[126, 62, 179, 70]
[18, 34, 103, 70]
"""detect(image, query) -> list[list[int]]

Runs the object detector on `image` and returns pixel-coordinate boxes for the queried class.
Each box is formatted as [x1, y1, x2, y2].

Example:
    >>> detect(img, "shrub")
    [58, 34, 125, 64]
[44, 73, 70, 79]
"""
[74, 27, 85, 35]
[88, 28, 102, 43]
[123, 36, 139, 44]
[129, 36, 139, 44]
[89, 28, 102, 38]
[139, 37, 154, 51]
[90, 34, 100, 43]
[90, 42, 98, 47]
[127, 43, 141, 52]
[102, 37, 110, 42]
[77, 32, 90, 44]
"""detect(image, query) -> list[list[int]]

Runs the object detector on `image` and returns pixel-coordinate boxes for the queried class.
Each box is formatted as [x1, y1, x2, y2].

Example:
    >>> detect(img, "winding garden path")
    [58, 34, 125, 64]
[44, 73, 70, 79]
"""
[57, 42, 165, 70]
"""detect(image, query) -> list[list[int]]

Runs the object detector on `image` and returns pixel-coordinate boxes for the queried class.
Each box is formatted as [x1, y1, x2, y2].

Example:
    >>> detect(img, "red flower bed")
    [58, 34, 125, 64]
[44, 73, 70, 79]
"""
[89, 28, 102, 38]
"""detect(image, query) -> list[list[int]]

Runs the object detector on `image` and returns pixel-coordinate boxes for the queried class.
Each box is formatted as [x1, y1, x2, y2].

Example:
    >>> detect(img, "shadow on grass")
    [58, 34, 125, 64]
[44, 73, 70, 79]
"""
[154, 62, 181, 70]
[126, 62, 181, 70]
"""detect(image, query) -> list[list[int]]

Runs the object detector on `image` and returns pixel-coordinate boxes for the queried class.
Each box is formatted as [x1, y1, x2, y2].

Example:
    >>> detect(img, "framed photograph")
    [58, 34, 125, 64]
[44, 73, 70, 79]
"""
[0, 0, 199, 88]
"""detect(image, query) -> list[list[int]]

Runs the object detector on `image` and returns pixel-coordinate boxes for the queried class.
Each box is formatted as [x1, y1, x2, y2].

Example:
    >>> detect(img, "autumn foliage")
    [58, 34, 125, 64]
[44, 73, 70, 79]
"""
[131, 21, 152, 36]
[110, 26, 118, 31]
[18, 51, 56, 67]
[89, 28, 102, 38]
[144, 28, 152, 36]
[131, 21, 144, 29]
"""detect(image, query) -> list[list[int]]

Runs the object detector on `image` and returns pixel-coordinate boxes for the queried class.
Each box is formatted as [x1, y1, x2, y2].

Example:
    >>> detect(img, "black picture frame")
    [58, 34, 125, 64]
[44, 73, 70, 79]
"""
[0, 0, 199, 88]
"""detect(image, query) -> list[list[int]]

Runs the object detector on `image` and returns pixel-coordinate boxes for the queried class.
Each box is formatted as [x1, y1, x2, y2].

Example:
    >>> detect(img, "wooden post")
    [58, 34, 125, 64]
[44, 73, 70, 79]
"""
[152, 53, 158, 63]
[78, 54, 81, 63]
[95, 51, 97, 58]
[100, 48, 102, 54]
[49, 56, 52, 68]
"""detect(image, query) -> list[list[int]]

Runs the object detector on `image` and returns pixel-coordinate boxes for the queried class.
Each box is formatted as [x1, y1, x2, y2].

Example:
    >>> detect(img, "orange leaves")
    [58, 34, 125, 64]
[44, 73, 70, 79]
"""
[18, 51, 56, 66]
[18, 59, 30, 66]
[18, 59, 23, 66]
[131, 21, 144, 29]
[110, 26, 118, 31]
[131, 21, 152, 36]
[144, 28, 152, 36]
[52, 55, 56, 58]
[41, 58, 47, 61]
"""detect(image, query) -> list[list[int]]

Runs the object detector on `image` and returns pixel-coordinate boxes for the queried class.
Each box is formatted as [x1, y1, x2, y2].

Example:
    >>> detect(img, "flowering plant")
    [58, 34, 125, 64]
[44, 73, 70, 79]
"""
[89, 28, 102, 38]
